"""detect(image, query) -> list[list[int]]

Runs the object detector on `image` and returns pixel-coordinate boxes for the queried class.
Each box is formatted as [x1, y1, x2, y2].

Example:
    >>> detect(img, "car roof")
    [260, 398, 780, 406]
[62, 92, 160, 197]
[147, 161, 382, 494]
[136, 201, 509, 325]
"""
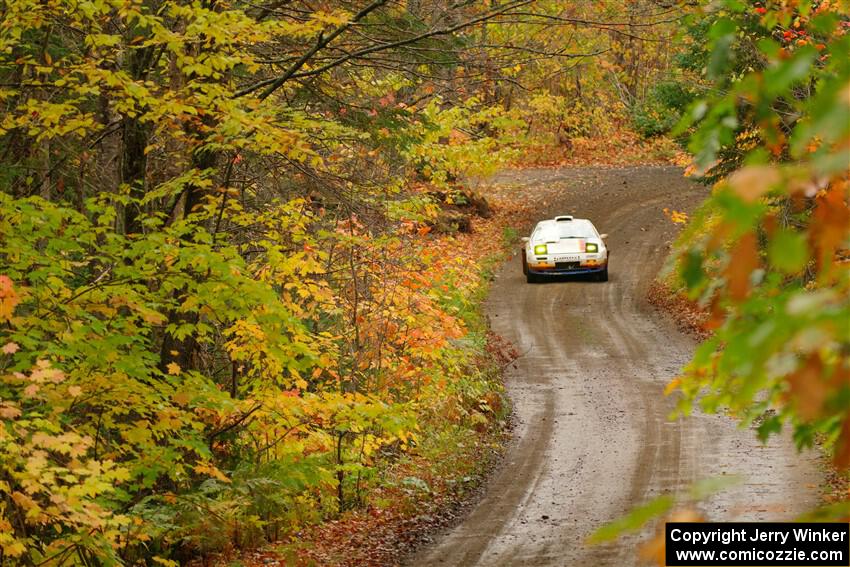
[533, 217, 597, 231]
[535, 217, 593, 228]
[532, 217, 599, 240]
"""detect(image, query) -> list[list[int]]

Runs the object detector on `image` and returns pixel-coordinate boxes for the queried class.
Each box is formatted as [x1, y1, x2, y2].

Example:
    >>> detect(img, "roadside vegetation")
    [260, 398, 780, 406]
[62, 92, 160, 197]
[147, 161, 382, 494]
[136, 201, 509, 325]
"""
[667, 0, 849, 479]
[0, 1, 684, 564]
[0, 0, 847, 565]
[603, 0, 850, 560]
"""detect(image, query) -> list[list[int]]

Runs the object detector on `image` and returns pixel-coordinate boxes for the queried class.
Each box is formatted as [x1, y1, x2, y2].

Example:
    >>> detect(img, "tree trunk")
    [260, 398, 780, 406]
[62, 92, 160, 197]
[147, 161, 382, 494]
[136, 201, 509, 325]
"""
[120, 46, 155, 234]
[122, 116, 148, 234]
[157, 128, 217, 375]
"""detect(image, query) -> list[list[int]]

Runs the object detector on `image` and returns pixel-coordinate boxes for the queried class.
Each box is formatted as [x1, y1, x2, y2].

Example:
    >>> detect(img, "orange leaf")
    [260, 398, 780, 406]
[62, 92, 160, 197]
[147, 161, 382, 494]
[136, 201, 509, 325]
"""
[835, 417, 850, 469]
[811, 181, 850, 274]
[724, 232, 759, 301]
[727, 166, 781, 202]
[0, 275, 20, 321]
[641, 508, 704, 566]
[786, 354, 826, 421]
[664, 378, 681, 396]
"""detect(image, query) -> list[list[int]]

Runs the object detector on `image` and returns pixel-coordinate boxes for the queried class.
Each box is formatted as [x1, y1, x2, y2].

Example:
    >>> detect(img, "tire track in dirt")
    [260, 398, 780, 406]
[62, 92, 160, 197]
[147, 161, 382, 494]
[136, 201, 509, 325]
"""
[410, 166, 821, 567]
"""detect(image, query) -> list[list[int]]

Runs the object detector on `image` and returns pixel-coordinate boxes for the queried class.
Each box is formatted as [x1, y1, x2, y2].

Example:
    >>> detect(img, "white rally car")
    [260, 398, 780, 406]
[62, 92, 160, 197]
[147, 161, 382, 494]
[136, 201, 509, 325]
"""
[521, 215, 609, 283]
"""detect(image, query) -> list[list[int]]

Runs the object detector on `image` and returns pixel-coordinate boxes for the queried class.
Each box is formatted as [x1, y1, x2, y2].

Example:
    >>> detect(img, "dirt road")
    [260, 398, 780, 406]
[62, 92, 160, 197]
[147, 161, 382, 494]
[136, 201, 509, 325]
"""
[412, 166, 821, 566]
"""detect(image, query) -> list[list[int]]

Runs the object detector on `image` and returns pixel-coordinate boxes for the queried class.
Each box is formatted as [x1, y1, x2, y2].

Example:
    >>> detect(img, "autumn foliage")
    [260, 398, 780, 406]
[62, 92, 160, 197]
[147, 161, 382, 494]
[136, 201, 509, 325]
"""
[0, 0, 523, 563]
[660, 0, 850, 527]
[593, 1, 849, 559]
[3, 0, 847, 563]
[4, 0, 683, 561]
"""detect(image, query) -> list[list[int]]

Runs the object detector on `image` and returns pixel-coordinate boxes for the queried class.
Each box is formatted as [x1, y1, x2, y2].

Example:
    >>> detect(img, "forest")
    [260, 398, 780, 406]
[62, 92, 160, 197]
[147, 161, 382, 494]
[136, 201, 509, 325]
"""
[0, 0, 848, 565]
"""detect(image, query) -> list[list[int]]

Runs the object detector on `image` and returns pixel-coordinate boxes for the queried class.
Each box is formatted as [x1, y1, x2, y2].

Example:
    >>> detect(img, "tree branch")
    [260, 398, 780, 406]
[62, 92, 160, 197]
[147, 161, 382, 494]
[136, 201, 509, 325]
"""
[287, 0, 535, 81]
[237, 0, 535, 98]
[236, 0, 390, 99]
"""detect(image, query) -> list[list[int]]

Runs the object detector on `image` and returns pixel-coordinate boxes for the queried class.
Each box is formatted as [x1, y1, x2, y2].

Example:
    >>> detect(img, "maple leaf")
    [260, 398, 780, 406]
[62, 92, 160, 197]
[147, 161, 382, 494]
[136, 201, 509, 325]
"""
[2, 342, 19, 354]
[166, 362, 181, 375]
[835, 418, 850, 469]
[2, 540, 26, 557]
[0, 403, 21, 419]
[664, 378, 681, 396]
[194, 463, 231, 483]
[727, 166, 781, 202]
[0, 275, 20, 321]
[724, 231, 759, 301]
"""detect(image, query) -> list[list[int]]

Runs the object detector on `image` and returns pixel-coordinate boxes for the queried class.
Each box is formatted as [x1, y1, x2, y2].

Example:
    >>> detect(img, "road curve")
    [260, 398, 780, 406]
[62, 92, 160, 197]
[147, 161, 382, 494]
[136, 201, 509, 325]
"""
[412, 166, 821, 567]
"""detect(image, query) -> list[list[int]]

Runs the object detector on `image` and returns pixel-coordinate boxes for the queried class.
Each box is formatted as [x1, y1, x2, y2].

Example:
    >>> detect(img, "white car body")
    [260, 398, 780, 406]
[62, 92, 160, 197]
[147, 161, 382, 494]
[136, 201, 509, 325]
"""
[522, 215, 609, 282]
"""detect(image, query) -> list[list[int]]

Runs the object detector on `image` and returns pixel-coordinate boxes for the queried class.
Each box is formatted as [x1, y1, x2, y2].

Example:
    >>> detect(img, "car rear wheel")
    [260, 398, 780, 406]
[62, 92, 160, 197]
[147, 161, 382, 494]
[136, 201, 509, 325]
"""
[596, 266, 609, 282]
[526, 272, 540, 284]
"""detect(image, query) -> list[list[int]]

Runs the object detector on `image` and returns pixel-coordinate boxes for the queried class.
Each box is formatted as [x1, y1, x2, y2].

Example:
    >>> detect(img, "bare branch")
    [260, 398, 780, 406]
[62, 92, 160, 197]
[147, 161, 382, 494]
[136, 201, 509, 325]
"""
[236, 0, 390, 99]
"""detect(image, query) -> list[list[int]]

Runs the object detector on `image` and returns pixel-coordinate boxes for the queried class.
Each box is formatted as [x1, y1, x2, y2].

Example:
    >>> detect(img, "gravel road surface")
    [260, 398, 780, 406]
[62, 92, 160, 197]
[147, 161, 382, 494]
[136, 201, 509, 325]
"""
[412, 166, 821, 567]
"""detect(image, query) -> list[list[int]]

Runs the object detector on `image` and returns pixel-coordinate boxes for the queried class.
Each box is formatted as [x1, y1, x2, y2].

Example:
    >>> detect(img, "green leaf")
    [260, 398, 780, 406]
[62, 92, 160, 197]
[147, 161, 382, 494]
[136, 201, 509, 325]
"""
[588, 495, 674, 544]
[757, 413, 783, 442]
[764, 47, 817, 97]
[682, 249, 705, 291]
[768, 230, 808, 274]
[688, 475, 742, 500]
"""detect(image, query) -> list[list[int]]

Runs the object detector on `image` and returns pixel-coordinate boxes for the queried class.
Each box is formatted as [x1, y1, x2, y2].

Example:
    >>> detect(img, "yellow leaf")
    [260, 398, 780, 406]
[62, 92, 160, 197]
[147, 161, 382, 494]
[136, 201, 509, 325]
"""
[123, 425, 152, 444]
[141, 310, 166, 324]
[172, 391, 191, 406]
[2, 342, 18, 354]
[194, 463, 230, 483]
[166, 362, 181, 375]
[2, 540, 26, 557]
